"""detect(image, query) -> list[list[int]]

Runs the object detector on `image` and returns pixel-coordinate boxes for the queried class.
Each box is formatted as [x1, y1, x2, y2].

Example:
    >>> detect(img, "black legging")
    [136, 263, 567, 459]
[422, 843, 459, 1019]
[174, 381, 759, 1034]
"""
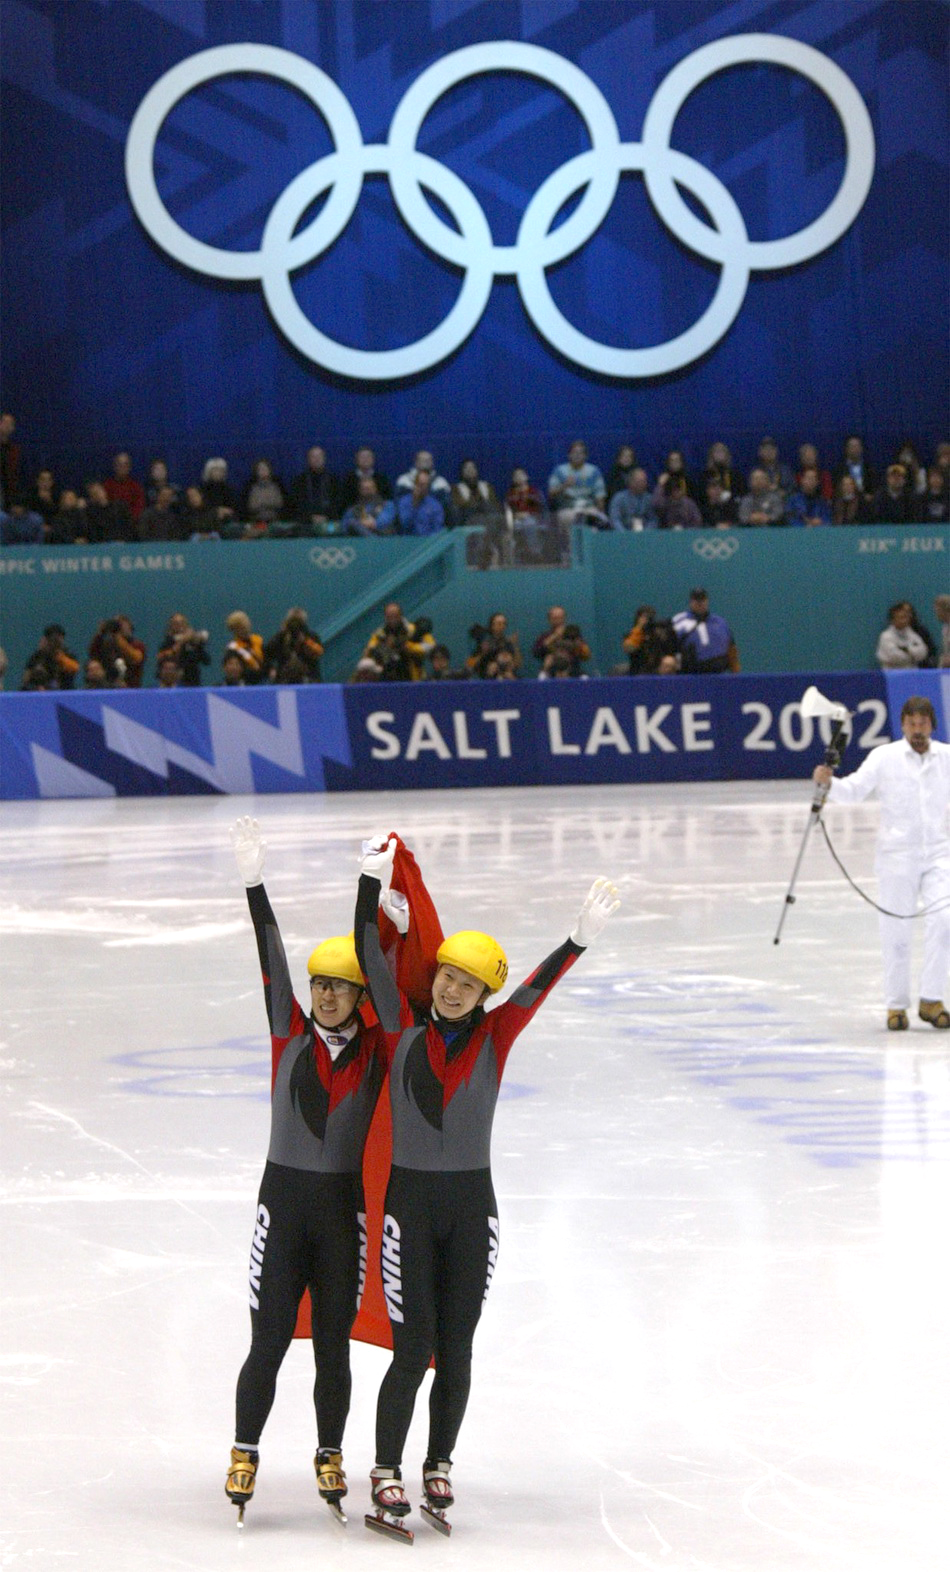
[375, 1166, 498, 1464]
[235, 1162, 365, 1449]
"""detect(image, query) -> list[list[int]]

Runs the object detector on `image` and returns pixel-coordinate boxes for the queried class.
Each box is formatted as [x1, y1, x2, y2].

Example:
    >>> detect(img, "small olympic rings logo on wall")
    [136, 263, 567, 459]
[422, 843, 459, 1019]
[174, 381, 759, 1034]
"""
[309, 544, 356, 569]
[126, 36, 875, 381]
[693, 535, 739, 560]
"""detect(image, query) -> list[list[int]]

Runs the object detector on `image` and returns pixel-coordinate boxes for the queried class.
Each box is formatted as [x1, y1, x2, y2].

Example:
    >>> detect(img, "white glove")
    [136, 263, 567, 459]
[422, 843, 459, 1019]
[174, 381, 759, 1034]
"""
[380, 887, 410, 935]
[570, 877, 620, 946]
[231, 815, 265, 887]
[360, 834, 397, 891]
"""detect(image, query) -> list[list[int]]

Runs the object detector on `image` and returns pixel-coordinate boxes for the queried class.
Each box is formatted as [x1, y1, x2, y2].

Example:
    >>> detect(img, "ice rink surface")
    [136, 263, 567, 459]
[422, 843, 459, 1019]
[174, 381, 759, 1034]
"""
[2, 781, 948, 1572]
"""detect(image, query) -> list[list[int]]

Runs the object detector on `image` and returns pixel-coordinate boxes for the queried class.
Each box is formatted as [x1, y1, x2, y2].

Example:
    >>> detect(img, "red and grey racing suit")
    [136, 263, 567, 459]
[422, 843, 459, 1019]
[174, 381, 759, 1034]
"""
[234, 882, 387, 1452]
[355, 871, 582, 1466]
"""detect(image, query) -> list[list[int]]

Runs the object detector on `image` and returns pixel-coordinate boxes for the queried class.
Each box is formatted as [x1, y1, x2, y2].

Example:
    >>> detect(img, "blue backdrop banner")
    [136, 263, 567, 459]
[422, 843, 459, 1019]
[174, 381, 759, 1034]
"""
[1, 672, 917, 801]
[1, 2, 946, 490]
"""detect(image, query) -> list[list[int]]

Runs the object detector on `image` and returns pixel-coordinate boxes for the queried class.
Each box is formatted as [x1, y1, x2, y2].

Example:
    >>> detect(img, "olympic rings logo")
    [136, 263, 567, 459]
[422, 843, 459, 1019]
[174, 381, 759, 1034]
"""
[693, 535, 739, 560]
[126, 36, 875, 382]
[309, 544, 356, 569]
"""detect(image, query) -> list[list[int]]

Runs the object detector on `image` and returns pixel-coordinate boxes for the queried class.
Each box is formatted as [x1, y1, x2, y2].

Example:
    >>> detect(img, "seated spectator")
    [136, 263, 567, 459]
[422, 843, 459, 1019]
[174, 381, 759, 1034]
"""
[289, 445, 339, 533]
[201, 457, 238, 524]
[156, 655, 181, 688]
[29, 468, 60, 530]
[84, 657, 111, 689]
[24, 623, 80, 689]
[47, 489, 88, 545]
[428, 643, 469, 680]
[363, 602, 434, 681]
[243, 459, 285, 525]
[181, 484, 219, 538]
[868, 463, 916, 524]
[0, 411, 20, 508]
[484, 648, 519, 680]
[450, 459, 507, 565]
[833, 435, 876, 503]
[83, 480, 134, 542]
[932, 441, 950, 491]
[158, 613, 210, 685]
[547, 440, 608, 549]
[656, 654, 680, 675]
[795, 442, 833, 501]
[221, 652, 248, 686]
[88, 613, 146, 688]
[396, 449, 451, 501]
[0, 645, 6, 689]
[673, 589, 739, 674]
[0, 499, 44, 544]
[785, 467, 831, 527]
[917, 466, 949, 524]
[537, 651, 576, 679]
[754, 435, 793, 496]
[340, 476, 396, 536]
[703, 441, 742, 501]
[263, 607, 324, 684]
[146, 458, 180, 509]
[224, 610, 265, 682]
[532, 604, 590, 676]
[656, 448, 697, 500]
[831, 473, 869, 525]
[605, 444, 637, 500]
[893, 441, 926, 495]
[138, 486, 185, 542]
[339, 446, 393, 511]
[934, 593, 950, 667]
[395, 469, 445, 535]
[654, 474, 702, 529]
[622, 605, 678, 674]
[738, 468, 785, 527]
[876, 601, 929, 668]
[505, 466, 551, 563]
[466, 612, 522, 678]
[699, 474, 738, 529]
[103, 450, 145, 521]
[610, 468, 658, 530]
[350, 656, 384, 683]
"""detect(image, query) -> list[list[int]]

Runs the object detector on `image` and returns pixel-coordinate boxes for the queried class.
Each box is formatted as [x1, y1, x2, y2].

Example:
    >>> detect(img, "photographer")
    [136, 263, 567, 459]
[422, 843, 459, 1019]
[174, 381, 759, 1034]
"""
[264, 607, 325, 684]
[157, 612, 210, 686]
[622, 605, 678, 675]
[88, 613, 146, 688]
[363, 602, 435, 682]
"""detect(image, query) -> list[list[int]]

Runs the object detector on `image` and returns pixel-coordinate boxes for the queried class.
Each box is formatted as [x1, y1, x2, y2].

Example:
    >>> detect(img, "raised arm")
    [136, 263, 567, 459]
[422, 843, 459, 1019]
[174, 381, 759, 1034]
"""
[231, 815, 300, 1043]
[354, 836, 410, 1037]
[489, 878, 621, 1071]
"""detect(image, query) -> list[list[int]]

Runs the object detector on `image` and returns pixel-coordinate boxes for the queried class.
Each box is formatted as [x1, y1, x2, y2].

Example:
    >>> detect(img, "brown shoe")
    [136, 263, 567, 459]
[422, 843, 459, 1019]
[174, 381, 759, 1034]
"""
[887, 1010, 908, 1031]
[918, 1000, 950, 1029]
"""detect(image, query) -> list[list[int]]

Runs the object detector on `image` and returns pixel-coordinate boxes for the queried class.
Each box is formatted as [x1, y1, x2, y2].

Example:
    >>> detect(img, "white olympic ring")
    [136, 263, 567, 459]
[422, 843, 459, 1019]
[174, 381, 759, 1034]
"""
[309, 544, 356, 569]
[693, 535, 739, 560]
[126, 36, 875, 381]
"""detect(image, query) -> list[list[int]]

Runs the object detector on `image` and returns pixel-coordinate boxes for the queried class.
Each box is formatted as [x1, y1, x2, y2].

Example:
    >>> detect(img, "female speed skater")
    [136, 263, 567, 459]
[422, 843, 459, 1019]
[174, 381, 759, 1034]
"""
[354, 834, 620, 1541]
[225, 815, 398, 1527]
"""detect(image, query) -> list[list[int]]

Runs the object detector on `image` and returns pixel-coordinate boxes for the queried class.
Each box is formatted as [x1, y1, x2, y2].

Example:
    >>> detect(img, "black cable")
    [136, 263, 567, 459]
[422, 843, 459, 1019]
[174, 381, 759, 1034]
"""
[817, 816, 950, 919]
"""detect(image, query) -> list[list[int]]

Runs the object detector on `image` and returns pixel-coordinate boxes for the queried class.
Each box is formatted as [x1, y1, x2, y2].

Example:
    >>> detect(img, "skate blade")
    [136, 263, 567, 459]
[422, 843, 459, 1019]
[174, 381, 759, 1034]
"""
[364, 1511, 414, 1544]
[325, 1498, 348, 1526]
[235, 1504, 246, 1530]
[420, 1502, 452, 1536]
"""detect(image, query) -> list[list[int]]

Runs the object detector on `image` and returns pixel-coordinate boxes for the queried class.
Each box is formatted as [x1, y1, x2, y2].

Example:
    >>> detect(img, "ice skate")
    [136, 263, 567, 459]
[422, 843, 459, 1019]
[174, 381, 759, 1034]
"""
[315, 1448, 348, 1524]
[364, 1465, 414, 1544]
[919, 999, 950, 1029]
[225, 1447, 258, 1528]
[887, 1009, 909, 1031]
[420, 1458, 453, 1536]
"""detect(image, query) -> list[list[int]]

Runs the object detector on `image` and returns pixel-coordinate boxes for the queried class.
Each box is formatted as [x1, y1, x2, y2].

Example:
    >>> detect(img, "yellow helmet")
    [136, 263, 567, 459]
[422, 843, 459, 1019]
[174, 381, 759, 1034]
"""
[306, 933, 364, 987]
[436, 931, 508, 993]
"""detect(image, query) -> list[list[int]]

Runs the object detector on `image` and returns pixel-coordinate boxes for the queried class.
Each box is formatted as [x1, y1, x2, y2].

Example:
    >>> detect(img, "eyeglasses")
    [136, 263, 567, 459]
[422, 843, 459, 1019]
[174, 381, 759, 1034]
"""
[309, 976, 358, 994]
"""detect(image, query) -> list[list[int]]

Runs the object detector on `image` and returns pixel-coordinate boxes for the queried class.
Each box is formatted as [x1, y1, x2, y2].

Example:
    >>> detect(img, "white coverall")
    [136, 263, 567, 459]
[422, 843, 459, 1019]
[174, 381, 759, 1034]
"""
[826, 738, 950, 1008]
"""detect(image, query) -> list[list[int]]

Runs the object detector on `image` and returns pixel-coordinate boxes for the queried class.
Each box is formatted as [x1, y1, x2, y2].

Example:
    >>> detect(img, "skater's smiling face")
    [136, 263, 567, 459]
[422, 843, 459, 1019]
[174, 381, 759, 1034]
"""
[432, 964, 488, 1020]
[310, 975, 363, 1029]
